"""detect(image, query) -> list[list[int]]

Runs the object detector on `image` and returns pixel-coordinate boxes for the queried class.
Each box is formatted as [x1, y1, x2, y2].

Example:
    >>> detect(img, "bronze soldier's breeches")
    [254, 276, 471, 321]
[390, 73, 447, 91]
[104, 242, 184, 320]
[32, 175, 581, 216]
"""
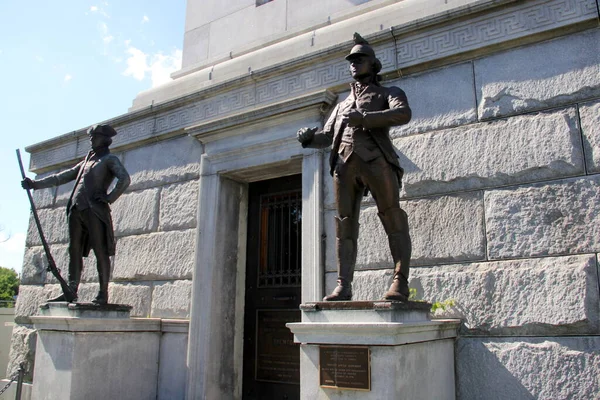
[333, 153, 411, 289]
[334, 153, 402, 222]
[68, 208, 111, 292]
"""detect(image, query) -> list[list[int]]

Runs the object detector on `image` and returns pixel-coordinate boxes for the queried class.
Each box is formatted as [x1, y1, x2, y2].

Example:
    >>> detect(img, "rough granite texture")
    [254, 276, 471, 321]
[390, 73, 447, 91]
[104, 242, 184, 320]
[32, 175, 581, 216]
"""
[14, 285, 47, 324]
[410, 254, 599, 335]
[6, 325, 36, 382]
[21, 244, 109, 286]
[390, 62, 477, 137]
[54, 177, 77, 207]
[113, 230, 196, 280]
[123, 135, 203, 191]
[151, 280, 192, 318]
[457, 337, 600, 400]
[486, 175, 600, 259]
[580, 99, 600, 174]
[395, 107, 584, 197]
[475, 28, 600, 119]
[325, 192, 486, 271]
[159, 180, 199, 231]
[112, 188, 160, 236]
[325, 269, 396, 301]
[30, 170, 57, 209]
[109, 282, 153, 317]
[20, 246, 45, 285]
[25, 207, 68, 247]
[14, 283, 124, 323]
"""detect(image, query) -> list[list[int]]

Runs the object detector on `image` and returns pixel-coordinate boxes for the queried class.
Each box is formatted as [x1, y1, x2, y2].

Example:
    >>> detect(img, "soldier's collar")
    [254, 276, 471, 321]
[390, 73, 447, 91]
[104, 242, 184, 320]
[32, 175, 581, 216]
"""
[91, 147, 110, 158]
[351, 81, 372, 95]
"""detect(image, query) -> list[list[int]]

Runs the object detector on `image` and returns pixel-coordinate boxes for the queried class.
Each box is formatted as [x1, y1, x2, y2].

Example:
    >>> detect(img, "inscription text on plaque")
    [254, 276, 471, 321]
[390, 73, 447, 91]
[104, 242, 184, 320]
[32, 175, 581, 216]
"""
[319, 346, 371, 391]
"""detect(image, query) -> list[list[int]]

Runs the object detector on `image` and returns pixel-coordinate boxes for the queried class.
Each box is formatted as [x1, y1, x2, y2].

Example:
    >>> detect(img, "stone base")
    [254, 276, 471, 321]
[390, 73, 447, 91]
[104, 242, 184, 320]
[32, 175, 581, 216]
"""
[30, 303, 161, 400]
[287, 301, 460, 400]
[39, 301, 132, 318]
[0, 380, 32, 400]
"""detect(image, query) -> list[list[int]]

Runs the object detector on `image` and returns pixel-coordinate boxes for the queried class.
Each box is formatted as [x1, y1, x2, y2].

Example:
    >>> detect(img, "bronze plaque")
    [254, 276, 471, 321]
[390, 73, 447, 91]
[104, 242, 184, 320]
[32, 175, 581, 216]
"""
[256, 310, 300, 384]
[319, 346, 371, 391]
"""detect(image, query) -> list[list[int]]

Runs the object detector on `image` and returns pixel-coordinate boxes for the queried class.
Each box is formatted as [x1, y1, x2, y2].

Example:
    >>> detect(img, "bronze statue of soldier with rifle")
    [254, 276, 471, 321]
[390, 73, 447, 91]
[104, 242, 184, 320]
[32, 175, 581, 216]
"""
[20, 124, 130, 305]
[297, 33, 412, 301]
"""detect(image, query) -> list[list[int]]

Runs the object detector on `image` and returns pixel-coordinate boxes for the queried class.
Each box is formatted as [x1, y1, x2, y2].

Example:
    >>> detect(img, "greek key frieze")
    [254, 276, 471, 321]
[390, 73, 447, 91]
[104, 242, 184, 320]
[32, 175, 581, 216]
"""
[397, 0, 596, 67]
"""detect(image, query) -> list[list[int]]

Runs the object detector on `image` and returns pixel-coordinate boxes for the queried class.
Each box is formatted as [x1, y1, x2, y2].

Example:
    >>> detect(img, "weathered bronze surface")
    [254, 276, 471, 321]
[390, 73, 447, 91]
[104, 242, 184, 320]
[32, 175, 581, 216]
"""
[256, 310, 301, 384]
[21, 124, 130, 305]
[320, 346, 371, 390]
[297, 33, 412, 301]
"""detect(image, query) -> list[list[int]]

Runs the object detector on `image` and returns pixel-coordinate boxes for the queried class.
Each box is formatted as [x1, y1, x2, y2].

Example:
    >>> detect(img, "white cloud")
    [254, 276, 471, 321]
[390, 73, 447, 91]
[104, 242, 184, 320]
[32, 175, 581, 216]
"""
[98, 21, 108, 36]
[35, 55, 44, 62]
[97, 22, 114, 55]
[123, 44, 182, 88]
[123, 46, 148, 81]
[142, 15, 149, 23]
[0, 232, 26, 275]
[90, 4, 110, 18]
[64, 74, 72, 82]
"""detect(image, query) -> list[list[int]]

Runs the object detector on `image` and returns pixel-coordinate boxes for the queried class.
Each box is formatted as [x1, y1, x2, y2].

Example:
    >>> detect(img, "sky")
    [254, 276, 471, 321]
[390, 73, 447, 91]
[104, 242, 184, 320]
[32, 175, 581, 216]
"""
[0, 1, 187, 275]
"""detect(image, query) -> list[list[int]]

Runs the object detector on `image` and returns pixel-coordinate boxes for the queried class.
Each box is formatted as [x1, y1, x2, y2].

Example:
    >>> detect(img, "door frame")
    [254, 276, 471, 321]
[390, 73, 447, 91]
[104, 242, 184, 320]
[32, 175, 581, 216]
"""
[186, 151, 324, 399]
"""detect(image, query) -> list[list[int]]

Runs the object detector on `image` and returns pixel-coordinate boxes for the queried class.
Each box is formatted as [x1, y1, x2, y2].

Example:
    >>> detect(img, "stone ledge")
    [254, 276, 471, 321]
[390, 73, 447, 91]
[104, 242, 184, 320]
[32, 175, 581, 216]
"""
[30, 315, 161, 332]
[300, 301, 432, 323]
[39, 302, 132, 319]
[161, 319, 189, 334]
[287, 320, 460, 345]
[186, 89, 337, 143]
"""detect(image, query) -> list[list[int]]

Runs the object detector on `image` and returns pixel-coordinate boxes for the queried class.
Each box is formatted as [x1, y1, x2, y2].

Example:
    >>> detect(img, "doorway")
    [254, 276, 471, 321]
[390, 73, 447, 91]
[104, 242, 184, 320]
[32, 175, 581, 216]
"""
[242, 175, 302, 400]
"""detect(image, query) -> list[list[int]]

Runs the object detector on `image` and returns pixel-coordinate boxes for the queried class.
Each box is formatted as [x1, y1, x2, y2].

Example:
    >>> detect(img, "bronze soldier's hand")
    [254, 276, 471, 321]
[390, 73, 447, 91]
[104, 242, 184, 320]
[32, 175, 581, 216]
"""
[296, 127, 318, 146]
[94, 193, 109, 204]
[341, 109, 364, 127]
[21, 178, 35, 190]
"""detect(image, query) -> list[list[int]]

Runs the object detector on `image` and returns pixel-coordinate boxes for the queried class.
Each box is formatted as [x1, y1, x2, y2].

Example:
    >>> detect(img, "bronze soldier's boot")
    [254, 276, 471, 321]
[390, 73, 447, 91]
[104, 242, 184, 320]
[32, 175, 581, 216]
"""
[48, 262, 81, 302]
[324, 217, 359, 301]
[93, 256, 111, 305]
[378, 208, 412, 301]
[47, 281, 79, 302]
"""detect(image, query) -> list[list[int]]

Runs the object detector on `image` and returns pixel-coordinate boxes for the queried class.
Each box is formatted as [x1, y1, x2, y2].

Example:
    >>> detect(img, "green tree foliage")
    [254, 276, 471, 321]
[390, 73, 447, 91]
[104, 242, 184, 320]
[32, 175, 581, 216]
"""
[0, 267, 19, 306]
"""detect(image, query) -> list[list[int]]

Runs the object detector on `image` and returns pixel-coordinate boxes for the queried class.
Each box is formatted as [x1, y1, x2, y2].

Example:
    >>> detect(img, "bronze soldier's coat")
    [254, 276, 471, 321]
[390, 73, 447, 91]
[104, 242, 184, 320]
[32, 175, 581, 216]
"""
[305, 82, 411, 188]
[35, 150, 130, 256]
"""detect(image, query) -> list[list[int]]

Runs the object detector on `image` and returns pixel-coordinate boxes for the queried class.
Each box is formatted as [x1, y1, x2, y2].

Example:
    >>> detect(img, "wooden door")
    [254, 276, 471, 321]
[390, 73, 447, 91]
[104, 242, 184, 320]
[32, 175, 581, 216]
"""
[242, 175, 302, 400]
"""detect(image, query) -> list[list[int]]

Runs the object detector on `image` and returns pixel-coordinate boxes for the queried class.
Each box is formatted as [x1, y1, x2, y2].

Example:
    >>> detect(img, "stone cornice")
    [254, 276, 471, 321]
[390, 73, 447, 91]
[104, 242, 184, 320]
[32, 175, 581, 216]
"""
[25, 0, 599, 173]
[187, 89, 337, 143]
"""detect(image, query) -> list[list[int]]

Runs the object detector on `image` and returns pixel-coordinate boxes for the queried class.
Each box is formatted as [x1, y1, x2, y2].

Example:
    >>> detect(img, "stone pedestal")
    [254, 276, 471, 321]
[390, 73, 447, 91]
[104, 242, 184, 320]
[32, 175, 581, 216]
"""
[30, 303, 161, 400]
[287, 301, 460, 400]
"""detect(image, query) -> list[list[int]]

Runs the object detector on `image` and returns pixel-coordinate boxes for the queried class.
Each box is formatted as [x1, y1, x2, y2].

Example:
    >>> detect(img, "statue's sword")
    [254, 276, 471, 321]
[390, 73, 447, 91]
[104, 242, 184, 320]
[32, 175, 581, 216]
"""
[16, 149, 77, 302]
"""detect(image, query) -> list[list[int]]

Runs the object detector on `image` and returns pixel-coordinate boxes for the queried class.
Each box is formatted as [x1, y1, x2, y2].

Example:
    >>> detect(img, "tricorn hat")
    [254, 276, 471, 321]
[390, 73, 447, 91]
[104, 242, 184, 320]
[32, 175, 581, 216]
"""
[345, 32, 376, 61]
[88, 124, 117, 137]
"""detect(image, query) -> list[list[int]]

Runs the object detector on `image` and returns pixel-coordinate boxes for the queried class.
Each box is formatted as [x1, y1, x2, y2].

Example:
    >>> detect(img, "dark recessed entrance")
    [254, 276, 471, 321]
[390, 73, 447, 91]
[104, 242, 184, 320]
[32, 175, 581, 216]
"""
[243, 175, 302, 400]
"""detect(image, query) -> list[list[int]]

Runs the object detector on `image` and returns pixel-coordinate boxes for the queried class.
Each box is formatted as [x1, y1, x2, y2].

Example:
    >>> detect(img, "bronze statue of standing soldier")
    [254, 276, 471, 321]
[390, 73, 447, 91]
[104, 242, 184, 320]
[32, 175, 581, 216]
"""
[22, 124, 130, 305]
[297, 33, 412, 301]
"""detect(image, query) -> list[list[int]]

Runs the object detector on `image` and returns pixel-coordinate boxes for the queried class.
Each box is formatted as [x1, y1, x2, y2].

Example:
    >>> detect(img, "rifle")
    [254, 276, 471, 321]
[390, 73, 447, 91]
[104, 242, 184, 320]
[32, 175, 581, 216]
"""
[16, 149, 77, 302]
